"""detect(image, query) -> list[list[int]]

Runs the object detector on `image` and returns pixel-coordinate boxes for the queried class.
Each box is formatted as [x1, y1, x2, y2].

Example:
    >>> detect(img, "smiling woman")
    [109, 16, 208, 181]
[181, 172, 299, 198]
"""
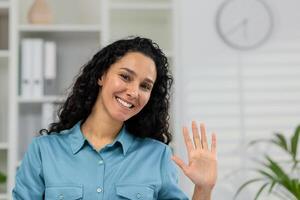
[12, 37, 217, 200]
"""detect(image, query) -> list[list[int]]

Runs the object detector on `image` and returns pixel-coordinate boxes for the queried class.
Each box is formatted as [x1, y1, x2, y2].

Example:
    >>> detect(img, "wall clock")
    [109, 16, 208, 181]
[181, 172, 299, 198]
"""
[215, 0, 274, 50]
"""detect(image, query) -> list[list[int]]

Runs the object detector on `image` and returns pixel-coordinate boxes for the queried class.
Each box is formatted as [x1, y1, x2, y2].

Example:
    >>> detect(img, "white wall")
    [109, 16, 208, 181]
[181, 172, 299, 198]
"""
[174, 0, 300, 199]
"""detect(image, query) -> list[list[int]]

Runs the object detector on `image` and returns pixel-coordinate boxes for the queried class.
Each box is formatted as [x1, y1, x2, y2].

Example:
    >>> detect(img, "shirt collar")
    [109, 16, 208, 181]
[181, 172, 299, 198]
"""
[109, 124, 135, 156]
[69, 120, 135, 156]
[69, 121, 86, 155]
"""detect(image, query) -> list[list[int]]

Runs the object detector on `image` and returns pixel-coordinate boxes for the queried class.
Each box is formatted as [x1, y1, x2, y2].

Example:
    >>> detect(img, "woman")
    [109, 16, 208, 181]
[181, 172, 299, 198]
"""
[13, 37, 217, 199]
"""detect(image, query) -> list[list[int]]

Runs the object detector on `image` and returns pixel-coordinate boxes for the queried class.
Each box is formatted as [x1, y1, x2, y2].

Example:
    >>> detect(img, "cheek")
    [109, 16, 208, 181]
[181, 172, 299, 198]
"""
[140, 93, 152, 107]
[104, 78, 124, 94]
[113, 79, 125, 88]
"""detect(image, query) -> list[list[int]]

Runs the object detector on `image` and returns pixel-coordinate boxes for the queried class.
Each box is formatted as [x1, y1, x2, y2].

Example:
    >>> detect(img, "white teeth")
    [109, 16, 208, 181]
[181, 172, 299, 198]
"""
[116, 97, 133, 108]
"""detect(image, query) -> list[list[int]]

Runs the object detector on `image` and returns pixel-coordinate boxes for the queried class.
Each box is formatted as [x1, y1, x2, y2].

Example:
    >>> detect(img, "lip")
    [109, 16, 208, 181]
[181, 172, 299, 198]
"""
[115, 96, 135, 108]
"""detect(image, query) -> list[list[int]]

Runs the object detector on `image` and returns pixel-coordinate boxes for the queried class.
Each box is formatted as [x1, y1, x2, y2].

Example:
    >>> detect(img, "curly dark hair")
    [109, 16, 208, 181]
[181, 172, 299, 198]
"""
[41, 36, 173, 144]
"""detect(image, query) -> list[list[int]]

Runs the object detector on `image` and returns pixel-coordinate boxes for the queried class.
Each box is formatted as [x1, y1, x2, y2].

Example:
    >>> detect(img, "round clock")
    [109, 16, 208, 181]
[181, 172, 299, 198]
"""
[215, 0, 274, 50]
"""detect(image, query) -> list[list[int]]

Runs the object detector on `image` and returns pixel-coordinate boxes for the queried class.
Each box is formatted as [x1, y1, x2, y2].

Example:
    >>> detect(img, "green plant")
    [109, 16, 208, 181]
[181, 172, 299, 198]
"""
[0, 171, 6, 184]
[234, 125, 300, 200]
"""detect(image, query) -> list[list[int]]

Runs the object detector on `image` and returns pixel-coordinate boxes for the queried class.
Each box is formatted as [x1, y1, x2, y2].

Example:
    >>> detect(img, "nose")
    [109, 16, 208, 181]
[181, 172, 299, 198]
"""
[126, 83, 139, 98]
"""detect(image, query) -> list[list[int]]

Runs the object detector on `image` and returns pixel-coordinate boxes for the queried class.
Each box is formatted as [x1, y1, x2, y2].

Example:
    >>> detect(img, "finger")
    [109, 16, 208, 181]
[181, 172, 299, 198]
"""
[172, 155, 188, 174]
[211, 133, 217, 155]
[200, 123, 208, 149]
[183, 126, 193, 159]
[192, 121, 201, 148]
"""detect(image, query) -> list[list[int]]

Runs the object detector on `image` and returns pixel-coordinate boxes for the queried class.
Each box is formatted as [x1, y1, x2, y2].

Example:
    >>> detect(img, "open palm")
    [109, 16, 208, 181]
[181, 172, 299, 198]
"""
[172, 121, 217, 190]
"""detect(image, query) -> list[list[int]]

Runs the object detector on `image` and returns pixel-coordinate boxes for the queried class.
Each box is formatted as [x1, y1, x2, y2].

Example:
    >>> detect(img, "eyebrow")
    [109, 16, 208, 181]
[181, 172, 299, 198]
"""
[120, 67, 154, 84]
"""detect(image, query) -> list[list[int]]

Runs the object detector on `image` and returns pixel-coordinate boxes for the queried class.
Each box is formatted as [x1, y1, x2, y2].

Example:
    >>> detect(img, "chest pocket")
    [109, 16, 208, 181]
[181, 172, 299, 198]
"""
[45, 186, 83, 200]
[116, 184, 154, 200]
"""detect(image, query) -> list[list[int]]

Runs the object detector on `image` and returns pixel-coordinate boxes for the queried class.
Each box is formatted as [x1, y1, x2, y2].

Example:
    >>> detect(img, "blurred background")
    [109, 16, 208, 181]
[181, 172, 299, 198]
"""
[0, 0, 299, 199]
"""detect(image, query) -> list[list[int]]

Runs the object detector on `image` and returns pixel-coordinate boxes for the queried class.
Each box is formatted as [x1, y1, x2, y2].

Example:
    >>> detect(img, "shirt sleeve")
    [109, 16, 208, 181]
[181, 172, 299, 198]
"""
[158, 145, 189, 200]
[12, 137, 45, 199]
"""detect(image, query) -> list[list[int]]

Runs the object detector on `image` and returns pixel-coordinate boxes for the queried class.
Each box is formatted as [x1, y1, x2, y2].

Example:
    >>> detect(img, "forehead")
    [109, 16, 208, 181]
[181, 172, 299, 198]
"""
[110, 52, 157, 81]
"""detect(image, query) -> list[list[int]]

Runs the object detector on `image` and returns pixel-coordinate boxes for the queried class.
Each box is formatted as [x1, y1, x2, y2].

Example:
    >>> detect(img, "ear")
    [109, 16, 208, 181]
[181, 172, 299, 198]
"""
[98, 72, 107, 86]
[97, 77, 103, 86]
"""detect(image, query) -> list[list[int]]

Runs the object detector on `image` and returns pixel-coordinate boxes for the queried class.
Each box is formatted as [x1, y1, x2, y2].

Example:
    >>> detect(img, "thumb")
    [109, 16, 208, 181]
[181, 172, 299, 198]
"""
[172, 155, 188, 174]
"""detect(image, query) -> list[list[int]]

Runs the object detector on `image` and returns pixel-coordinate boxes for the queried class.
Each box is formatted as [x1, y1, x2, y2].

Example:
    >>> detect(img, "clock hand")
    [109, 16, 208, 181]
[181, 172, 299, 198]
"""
[243, 18, 249, 40]
[225, 18, 247, 36]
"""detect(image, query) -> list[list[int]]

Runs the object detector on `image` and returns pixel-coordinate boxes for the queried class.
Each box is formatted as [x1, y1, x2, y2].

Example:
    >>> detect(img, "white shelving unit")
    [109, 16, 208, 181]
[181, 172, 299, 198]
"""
[110, 2, 172, 10]
[0, 193, 8, 200]
[0, 143, 8, 150]
[18, 95, 65, 104]
[19, 24, 102, 32]
[0, 2, 9, 9]
[3, 0, 175, 199]
[0, 0, 10, 198]
[0, 50, 9, 58]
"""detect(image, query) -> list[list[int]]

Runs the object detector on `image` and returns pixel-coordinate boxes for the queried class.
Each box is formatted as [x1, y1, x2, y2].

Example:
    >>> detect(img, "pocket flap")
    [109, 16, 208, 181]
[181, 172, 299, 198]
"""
[45, 185, 83, 199]
[116, 184, 154, 200]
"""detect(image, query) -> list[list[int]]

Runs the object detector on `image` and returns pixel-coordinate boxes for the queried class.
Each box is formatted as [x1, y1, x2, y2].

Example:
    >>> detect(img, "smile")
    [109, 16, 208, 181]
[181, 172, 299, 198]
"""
[115, 97, 134, 109]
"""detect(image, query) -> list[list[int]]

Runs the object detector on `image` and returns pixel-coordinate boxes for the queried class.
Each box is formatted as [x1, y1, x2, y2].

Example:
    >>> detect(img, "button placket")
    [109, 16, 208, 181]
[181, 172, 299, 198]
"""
[96, 154, 105, 198]
[58, 194, 64, 199]
[136, 193, 142, 199]
[98, 160, 104, 165]
[96, 187, 103, 193]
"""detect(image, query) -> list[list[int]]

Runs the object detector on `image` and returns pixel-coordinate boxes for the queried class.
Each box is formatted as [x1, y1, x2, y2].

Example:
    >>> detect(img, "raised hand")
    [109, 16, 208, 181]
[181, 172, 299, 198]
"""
[172, 121, 217, 191]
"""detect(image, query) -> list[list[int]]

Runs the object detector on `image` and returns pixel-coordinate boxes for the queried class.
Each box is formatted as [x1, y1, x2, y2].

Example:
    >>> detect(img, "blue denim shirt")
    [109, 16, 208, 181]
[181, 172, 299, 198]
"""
[13, 121, 188, 199]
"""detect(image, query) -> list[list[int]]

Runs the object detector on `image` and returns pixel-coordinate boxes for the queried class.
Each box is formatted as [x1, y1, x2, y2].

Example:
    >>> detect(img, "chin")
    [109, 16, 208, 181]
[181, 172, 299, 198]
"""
[111, 113, 132, 123]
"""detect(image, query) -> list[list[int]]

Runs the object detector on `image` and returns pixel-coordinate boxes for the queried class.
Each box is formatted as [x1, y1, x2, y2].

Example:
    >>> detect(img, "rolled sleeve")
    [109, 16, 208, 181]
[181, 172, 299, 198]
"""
[158, 146, 188, 200]
[12, 137, 45, 199]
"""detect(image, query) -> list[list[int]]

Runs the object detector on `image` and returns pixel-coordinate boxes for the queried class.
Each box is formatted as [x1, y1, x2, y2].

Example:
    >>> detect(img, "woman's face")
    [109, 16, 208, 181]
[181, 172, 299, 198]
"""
[97, 52, 157, 122]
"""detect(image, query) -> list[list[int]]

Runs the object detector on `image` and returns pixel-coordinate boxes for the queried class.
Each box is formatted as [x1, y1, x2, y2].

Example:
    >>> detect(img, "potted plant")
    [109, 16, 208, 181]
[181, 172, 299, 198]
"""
[234, 125, 300, 200]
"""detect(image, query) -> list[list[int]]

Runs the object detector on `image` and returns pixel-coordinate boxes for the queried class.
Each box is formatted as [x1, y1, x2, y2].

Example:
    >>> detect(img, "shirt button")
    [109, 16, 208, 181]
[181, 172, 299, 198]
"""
[136, 193, 142, 199]
[58, 194, 64, 199]
[96, 187, 103, 193]
[98, 160, 104, 165]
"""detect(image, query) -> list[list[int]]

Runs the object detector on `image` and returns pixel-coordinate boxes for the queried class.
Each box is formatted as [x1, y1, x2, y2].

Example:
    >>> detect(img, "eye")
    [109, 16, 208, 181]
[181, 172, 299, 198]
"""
[140, 83, 152, 91]
[119, 73, 131, 81]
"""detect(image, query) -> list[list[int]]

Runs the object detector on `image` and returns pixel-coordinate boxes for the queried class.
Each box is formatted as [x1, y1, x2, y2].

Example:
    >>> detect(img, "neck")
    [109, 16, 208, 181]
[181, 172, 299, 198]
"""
[81, 100, 123, 149]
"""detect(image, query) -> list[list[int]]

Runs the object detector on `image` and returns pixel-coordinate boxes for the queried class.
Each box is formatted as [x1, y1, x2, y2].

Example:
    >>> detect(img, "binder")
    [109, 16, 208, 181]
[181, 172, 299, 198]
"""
[44, 41, 57, 95]
[21, 39, 32, 97]
[32, 39, 44, 97]
[44, 41, 57, 80]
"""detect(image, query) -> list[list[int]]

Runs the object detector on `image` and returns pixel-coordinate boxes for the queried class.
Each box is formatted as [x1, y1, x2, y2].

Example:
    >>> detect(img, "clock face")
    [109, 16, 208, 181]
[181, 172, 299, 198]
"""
[216, 0, 273, 50]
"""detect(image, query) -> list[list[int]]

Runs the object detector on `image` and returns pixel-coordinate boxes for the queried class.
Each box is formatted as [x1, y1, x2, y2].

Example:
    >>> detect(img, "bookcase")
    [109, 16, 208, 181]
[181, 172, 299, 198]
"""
[2, 0, 175, 199]
[0, 0, 10, 199]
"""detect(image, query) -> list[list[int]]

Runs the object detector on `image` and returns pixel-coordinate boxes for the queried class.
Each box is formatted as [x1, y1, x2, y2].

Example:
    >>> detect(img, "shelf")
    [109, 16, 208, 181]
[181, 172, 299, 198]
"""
[110, 2, 172, 10]
[18, 95, 65, 103]
[0, 1, 9, 9]
[0, 143, 8, 150]
[19, 24, 102, 33]
[0, 193, 7, 200]
[0, 50, 8, 58]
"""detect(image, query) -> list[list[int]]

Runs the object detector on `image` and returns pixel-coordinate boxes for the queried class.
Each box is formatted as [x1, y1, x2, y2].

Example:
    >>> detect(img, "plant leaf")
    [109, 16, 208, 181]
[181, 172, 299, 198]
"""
[254, 182, 269, 200]
[257, 169, 277, 182]
[265, 157, 300, 198]
[268, 181, 276, 193]
[291, 125, 300, 162]
[249, 139, 271, 146]
[272, 133, 289, 152]
[234, 178, 263, 199]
